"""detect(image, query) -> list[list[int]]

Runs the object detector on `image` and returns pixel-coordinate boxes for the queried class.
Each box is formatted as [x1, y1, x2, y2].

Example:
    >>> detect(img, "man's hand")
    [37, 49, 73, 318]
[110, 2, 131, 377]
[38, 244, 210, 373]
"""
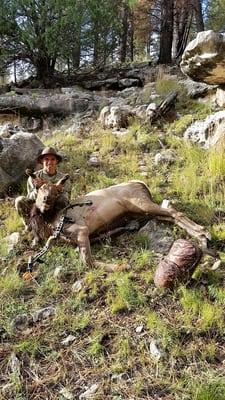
[32, 177, 45, 189]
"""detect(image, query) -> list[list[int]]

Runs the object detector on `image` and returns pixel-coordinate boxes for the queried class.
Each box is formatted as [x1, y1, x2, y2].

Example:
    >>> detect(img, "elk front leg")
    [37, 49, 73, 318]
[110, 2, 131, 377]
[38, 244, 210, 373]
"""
[77, 226, 94, 267]
[63, 223, 94, 267]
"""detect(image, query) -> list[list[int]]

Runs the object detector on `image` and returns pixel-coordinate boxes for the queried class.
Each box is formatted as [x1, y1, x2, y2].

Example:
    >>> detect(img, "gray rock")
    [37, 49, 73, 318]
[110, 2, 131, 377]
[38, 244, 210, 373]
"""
[88, 153, 100, 167]
[183, 110, 225, 148]
[0, 92, 93, 116]
[149, 340, 162, 361]
[98, 105, 134, 128]
[4, 232, 20, 253]
[10, 352, 20, 374]
[119, 87, 137, 98]
[139, 220, 174, 254]
[215, 87, 225, 107]
[32, 306, 56, 323]
[182, 78, 217, 98]
[79, 384, 99, 399]
[0, 123, 15, 138]
[72, 280, 83, 293]
[135, 324, 144, 333]
[59, 387, 74, 400]
[154, 149, 176, 166]
[112, 128, 129, 136]
[54, 265, 63, 277]
[12, 313, 30, 330]
[118, 78, 140, 88]
[0, 131, 44, 193]
[134, 104, 148, 118]
[61, 335, 76, 346]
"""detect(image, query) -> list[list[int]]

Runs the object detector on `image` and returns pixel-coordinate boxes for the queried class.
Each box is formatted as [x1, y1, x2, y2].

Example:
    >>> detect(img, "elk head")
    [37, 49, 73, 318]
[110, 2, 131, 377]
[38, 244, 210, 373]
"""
[26, 169, 69, 213]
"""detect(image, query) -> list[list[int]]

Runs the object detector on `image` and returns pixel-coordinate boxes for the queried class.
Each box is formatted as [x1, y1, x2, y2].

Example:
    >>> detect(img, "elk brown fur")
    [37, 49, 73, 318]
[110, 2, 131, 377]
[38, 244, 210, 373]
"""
[26, 171, 210, 268]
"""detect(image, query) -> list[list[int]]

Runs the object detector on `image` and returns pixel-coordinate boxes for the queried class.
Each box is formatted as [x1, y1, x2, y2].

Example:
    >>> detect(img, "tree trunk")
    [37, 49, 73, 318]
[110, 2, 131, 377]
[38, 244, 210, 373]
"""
[93, 22, 100, 66]
[72, 27, 81, 68]
[13, 58, 17, 85]
[72, 44, 81, 69]
[130, 12, 134, 62]
[194, 0, 204, 32]
[120, 3, 129, 63]
[35, 57, 54, 82]
[174, 4, 193, 61]
[158, 0, 174, 64]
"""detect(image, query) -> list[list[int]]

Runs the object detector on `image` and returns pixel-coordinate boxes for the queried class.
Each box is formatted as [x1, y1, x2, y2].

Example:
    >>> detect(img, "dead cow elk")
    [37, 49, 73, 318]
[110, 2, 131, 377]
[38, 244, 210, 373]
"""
[27, 171, 210, 267]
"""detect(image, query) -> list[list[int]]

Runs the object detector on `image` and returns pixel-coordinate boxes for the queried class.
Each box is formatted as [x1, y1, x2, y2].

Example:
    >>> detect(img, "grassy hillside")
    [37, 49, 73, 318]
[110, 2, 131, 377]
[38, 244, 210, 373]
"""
[1, 77, 225, 400]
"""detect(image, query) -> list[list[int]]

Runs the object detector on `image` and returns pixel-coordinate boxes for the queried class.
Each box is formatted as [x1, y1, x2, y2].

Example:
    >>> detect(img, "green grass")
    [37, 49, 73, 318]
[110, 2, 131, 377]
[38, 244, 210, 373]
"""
[189, 377, 225, 400]
[178, 286, 224, 335]
[107, 272, 146, 313]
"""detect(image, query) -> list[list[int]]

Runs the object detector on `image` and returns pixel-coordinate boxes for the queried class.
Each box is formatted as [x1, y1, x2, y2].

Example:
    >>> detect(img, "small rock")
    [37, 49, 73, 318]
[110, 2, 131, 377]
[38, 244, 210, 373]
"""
[119, 87, 137, 98]
[79, 383, 99, 399]
[54, 265, 63, 277]
[211, 259, 222, 270]
[61, 335, 76, 346]
[32, 306, 56, 323]
[59, 387, 74, 400]
[88, 153, 100, 167]
[72, 280, 83, 292]
[140, 171, 148, 177]
[135, 324, 144, 333]
[112, 128, 128, 136]
[0, 123, 15, 138]
[5, 232, 20, 253]
[111, 373, 127, 381]
[154, 149, 176, 166]
[149, 340, 162, 361]
[12, 314, 30, 330]
[10, 352, 21, 374]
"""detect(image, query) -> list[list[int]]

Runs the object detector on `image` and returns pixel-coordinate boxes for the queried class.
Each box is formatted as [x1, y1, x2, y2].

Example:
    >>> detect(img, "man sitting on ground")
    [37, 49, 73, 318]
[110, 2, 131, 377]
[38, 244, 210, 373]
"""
[15, 147, 70, 232]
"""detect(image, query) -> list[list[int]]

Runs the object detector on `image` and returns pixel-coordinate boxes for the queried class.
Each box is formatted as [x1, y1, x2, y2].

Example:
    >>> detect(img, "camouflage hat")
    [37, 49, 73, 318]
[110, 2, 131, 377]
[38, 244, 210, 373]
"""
[37, 147, 62, 163]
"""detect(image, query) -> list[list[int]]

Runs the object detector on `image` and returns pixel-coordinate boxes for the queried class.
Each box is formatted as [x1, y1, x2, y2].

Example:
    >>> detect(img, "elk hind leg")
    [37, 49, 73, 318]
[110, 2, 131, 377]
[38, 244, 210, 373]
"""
[129, 197, 210, 247]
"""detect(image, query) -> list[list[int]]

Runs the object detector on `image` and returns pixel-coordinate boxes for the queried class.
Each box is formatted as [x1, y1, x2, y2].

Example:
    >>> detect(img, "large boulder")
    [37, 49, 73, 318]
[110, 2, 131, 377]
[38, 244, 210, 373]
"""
[181, 30, 225, 85]
[0, 132, 44, 193]
[183, 110, 225, 148]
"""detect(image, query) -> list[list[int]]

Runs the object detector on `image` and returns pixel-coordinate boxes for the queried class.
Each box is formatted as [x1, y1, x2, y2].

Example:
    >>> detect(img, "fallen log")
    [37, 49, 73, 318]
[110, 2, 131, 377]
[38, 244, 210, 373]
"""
[150, 90, 178, 123]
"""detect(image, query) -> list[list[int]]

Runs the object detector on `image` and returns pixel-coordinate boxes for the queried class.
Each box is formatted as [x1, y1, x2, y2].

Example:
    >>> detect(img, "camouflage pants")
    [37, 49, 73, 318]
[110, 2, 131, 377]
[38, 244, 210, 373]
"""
[15, 196, 34, 228]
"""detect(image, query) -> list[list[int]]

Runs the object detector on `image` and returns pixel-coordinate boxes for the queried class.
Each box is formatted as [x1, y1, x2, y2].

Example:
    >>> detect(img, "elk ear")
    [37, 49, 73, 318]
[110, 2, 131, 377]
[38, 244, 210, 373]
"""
[56, 174, 70, 186]
[26, 169, 36, 178]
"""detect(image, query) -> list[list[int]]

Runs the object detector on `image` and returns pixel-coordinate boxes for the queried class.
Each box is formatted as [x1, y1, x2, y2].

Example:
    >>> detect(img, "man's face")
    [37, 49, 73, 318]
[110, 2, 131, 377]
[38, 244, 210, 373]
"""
[42, 154, 58, 175]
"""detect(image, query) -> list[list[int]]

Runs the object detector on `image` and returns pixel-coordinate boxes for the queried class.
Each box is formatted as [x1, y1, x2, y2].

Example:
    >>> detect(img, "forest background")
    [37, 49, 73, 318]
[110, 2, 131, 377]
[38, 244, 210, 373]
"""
[0, 0, 223, 85]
